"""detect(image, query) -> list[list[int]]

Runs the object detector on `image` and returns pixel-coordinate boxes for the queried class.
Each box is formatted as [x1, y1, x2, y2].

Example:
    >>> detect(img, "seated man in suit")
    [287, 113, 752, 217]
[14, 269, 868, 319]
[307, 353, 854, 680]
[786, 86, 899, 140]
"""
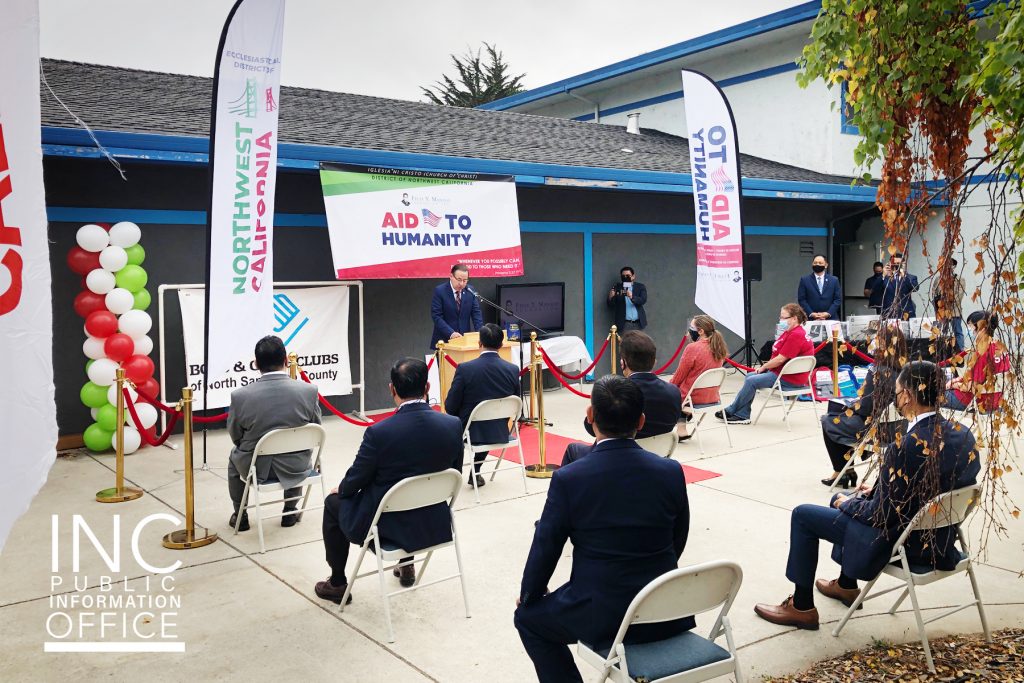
[444, 323, 520, 488]
[429, 263, 483, 349]
[797, 254, 842, 321]
[562, 331, 681, 465]
[754, 360, 979, 629]
[315, 358, 463, 600]
[514, 375, 692, 683]
[227, 335, 321, 531]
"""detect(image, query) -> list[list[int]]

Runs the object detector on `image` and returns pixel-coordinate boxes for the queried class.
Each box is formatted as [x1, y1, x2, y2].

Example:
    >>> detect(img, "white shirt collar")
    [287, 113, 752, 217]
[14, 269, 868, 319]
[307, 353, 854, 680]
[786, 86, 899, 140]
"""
[907, 411, 936, 432]
[480, 350, 498, 355]
[595, 437, 628, 446]
[262, 370, 289, 377]
[397, 398, 427, 410]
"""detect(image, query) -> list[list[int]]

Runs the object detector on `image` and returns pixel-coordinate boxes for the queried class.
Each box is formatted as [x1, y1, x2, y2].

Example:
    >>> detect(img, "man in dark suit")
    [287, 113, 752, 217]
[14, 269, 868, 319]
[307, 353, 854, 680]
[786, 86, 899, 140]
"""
[607, 266, 648, 332]
[754, 361, 979, 629]
[315, 358, 463, 600]
[514, 375, 692, 683]
[562, 331, 681, 465]
[798, 254, 842, 320]
[872, 252, 920, 320]
[444, 323, 520, 488]
[430, 263, 483, 349]
[227, 335, 321, 531]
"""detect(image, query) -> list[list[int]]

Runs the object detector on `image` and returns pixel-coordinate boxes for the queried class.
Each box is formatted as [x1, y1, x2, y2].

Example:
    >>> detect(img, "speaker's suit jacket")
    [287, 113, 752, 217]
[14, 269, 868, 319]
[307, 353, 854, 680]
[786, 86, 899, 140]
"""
[430, 283, 483, 349]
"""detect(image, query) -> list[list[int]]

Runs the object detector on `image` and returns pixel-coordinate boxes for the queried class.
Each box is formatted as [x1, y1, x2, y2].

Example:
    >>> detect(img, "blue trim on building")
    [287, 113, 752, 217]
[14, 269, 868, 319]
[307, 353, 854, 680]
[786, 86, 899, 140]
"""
[839, 80, 859, 136]
[479, 2, 822, 111]
[582, 232, 594, 364]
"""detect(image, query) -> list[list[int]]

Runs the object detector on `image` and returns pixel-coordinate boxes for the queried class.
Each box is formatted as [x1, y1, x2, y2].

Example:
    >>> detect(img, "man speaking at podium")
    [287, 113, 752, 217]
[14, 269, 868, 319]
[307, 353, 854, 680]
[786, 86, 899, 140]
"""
[430, 264, 483, 349]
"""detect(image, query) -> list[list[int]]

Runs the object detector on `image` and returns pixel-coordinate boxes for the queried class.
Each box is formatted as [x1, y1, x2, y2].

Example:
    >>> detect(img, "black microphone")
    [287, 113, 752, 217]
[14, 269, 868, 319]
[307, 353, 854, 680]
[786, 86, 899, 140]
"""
[465, 285, 478, 297]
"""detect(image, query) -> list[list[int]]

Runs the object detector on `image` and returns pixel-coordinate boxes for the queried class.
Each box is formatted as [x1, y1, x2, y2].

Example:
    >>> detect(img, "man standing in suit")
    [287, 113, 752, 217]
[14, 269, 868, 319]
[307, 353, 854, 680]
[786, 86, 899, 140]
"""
[562, 331, 681, 465]
[315, 358, 463, 600]
[753, 361, 979, 629]
[514, 375, 692, 683]
[798, 254, 842, 320]
[227, 335, 321, 531]
[607, 266, 648, 332]
[872, 252, 920, 320]
[444, 323, 520, 488]
[430, 264, 483, 349]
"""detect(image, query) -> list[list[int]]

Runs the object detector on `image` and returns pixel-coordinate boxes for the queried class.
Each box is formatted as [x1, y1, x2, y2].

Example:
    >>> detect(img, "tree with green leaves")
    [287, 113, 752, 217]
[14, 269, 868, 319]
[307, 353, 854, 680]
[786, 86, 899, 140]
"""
[421, 43, 526, 108]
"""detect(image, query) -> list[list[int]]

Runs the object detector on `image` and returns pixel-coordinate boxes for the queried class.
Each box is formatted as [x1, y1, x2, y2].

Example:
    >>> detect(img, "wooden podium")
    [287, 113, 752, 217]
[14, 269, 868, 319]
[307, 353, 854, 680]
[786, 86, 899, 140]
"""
[437, 332, 514, 410]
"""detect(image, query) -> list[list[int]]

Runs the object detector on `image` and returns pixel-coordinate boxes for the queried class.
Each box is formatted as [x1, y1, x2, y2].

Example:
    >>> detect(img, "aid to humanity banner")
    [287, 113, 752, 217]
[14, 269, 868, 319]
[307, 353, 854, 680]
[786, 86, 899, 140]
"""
[320, 163, 524, 279]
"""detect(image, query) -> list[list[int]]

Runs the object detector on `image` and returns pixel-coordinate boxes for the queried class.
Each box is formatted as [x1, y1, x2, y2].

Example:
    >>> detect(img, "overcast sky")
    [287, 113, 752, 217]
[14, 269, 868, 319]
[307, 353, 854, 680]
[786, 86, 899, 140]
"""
[40, 1, 804, 101]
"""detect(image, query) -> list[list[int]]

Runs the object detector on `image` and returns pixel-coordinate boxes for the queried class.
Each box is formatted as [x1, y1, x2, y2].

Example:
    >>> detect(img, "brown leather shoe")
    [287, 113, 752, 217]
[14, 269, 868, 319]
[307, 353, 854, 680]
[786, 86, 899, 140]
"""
[754, 596, 820, 630]
[393, 564, 415, 588]
[314, 578, 353, 605]
[816, 578, 862, 609]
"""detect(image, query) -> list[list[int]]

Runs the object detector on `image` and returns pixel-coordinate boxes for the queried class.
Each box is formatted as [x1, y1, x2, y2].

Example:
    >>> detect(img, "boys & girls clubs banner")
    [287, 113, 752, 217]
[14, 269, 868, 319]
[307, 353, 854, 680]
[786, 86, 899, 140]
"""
[320, 163, 524, 279]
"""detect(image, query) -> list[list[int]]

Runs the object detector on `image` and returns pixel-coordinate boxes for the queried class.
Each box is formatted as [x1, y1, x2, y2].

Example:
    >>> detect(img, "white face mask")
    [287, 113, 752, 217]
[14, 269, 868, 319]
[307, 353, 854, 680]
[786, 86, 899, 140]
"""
[776, 320, 788, 337]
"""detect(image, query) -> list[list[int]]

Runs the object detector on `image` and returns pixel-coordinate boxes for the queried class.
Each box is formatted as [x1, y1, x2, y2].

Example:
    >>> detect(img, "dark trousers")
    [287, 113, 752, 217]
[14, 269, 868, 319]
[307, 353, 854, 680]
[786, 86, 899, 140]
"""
[473, 451, 487, 473]
[322, 493, 411, 586]
[227, 458, 300, 514]
[560, 442, 593, 467]
[823, 432, 853, 472]
[785, 503, 851, 587]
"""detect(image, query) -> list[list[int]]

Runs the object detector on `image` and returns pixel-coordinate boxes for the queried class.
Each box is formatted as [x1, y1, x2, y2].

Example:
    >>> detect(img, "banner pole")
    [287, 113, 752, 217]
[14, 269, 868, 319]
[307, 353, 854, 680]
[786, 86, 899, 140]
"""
[163, 387, 218, 549]
[832, 327, 840, 397]
[526, 337, 558, 479]
[96, 369, 143, 503]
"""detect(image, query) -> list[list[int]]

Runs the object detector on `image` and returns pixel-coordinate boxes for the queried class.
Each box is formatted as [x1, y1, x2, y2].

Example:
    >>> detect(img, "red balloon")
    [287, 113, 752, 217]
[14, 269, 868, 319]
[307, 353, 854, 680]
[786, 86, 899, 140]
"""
[84, 310, 118, 338]
[103, 333, 135, 363]
[137, 377, 160, 401]
[73, 290, 107, 319]
[97, 223, 112, 231]
[123, 354, 155, 384]
[67, 247, 101, 276]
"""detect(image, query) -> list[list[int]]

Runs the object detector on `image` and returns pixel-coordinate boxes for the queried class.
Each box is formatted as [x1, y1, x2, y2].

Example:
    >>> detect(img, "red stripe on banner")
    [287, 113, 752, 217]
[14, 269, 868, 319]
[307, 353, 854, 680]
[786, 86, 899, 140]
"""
[336, 245, 524, 279]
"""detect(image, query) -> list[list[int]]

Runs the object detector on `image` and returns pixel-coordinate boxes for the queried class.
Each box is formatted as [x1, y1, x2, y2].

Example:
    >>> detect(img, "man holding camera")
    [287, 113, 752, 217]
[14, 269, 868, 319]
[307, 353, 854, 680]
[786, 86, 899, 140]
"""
[871, 252, 919, 320]
[607, 266, 648, 332]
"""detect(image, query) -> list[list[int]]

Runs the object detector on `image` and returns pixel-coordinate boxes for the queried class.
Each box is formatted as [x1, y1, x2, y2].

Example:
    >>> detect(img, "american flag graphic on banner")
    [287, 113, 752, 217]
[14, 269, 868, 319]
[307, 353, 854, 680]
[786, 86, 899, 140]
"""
[711, 166, 735, 193]
[422, 208, 442, 227]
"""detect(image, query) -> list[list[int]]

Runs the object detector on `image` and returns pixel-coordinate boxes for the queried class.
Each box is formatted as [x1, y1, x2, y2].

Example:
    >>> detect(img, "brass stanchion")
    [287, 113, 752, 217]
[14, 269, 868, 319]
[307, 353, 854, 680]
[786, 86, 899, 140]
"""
[832, 327, 840, 397]
[288, 351, 298, 380]
[528, 331, 538, 421]
[526, 338, 558, 479]
[96, 369, 143, 503]
[610, 325, 619, 375]
[437, 341, 449, 412]
[163, 387, 218, 549]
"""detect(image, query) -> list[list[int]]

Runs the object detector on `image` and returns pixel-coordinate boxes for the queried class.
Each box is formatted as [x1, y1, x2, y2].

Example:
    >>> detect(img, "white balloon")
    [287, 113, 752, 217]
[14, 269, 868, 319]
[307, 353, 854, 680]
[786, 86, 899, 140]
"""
[108, 222, 141, 248]
[108, 382, 137, 408]
[132, 402, 158, 430]
[118, 309, 152, 337]
[115, 426, 142, 455]
[86, 269, 116, 295]
[132, 334, 154, 356]
[98, 245, 128, 272]
[76, 224, 110, 252]
[83, 336, 106, 360]
[105, 288, 134, 315]
[90, 408, 99, 421]
[87, 358, 119, 386]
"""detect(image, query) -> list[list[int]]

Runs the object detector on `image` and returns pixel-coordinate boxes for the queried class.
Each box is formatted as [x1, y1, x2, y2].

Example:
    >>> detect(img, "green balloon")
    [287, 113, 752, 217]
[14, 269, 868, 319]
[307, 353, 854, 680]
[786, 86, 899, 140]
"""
[124, 243, 146, 266]
[96, 404, 118, 431]
[83, 423, 114, 452]
[85, 359, 94, 374]
[80, 381, 109, 409]
[133, 288, 152, 311]
[114, 265, 148, 293]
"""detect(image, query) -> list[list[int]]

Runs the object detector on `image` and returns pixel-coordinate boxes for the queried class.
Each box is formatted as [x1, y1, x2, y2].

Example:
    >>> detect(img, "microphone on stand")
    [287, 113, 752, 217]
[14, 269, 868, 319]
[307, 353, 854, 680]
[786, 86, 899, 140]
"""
[466, 285, 478, 297]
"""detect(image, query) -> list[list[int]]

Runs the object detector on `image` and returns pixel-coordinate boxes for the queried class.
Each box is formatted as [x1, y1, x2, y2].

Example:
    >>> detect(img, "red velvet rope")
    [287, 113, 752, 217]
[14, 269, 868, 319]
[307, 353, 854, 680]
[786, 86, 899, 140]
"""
[545, 337, 611, 380]
[300, 370, 376, 426]
[123, 388, 182, 447]
[939, 350, 968, 367]
[133, 385, 179, 414]
[427, 356, 435, 370]
[519, 366, 531, 377]
[192, 412, 229, 423]
[813, 340, 830, 354]
[653, 335, 689, 376]
[724, 357, 755, 373]
[538, 348, 592, 398]
[444, 355, 459, 369]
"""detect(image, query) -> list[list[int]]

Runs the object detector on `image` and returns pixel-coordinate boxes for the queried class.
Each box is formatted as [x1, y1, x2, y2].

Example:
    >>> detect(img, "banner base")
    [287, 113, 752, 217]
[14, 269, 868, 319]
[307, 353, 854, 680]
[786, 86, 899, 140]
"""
[95, 486, 143, 503]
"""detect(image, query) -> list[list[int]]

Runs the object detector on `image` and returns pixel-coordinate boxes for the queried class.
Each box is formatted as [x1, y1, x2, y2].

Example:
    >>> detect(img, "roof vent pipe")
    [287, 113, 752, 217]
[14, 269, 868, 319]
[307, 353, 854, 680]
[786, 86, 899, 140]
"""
[626, 113, 641, 135]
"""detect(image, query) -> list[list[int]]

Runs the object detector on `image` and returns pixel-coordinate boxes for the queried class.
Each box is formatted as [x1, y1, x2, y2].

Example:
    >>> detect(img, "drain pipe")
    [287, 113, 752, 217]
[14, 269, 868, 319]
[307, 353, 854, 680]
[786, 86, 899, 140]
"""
[567, 90, 600, 123]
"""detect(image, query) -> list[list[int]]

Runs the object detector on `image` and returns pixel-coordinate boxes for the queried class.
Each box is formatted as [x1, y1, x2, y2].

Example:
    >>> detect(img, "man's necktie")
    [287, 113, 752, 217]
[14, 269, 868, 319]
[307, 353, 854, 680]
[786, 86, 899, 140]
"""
[456, 290, 462, 315]
[818, 277, 823, 294]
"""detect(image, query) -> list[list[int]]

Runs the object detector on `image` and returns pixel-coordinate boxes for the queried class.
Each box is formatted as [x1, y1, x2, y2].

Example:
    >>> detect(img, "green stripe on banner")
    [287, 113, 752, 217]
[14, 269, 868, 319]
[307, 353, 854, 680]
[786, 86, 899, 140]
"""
[320, 168, 473, 196]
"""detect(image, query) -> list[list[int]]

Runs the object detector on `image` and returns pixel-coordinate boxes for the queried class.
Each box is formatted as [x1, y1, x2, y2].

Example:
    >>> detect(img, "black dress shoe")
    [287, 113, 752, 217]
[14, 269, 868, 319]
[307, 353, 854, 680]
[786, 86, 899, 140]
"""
[468, 473, 486, 488]
[393, 564, 416, 587]
[229, 512, 250, 532]
[281, 507, 299, 527]
[314, 578, 353, 605]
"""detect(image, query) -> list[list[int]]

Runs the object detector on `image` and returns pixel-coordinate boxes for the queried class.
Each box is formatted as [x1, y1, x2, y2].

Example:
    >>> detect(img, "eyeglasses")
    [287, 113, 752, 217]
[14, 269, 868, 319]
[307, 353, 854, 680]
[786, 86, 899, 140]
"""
[452, 276, 469, 283]
[780, 315, 793, 320]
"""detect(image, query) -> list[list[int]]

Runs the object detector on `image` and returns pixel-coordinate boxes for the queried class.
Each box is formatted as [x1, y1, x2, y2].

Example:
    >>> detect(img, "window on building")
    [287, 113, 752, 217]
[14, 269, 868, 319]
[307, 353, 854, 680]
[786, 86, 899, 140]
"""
[840, 79, 859, 135]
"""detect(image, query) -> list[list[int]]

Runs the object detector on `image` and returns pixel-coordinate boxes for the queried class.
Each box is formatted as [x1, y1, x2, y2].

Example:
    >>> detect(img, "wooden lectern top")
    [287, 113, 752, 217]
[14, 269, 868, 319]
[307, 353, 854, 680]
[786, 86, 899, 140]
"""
[437, 331, 514, 409]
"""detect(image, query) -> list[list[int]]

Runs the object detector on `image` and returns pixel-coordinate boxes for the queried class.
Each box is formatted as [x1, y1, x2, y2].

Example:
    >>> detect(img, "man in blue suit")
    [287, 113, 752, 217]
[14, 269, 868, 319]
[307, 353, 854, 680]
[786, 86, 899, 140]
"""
[315, 358, 463, 600]
[797, 254, 842, 320]
[562, 331, 682, 465]
[872, 252, 920, 320]
[430, 264, 483, 349]
[754, 361, 979, 629]
[445, 323, 521, 488]
[515, 375, 692, 683]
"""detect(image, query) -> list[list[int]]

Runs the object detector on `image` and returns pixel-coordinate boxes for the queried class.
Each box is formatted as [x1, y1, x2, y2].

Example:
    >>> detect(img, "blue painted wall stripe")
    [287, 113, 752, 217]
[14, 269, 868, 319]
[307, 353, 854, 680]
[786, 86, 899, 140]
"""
[582, 232, 594, 364]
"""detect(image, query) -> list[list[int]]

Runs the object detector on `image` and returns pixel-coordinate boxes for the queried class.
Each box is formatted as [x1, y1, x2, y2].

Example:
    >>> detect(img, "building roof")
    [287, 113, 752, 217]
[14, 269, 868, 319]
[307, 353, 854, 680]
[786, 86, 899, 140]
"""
[39, 59, 859, 189]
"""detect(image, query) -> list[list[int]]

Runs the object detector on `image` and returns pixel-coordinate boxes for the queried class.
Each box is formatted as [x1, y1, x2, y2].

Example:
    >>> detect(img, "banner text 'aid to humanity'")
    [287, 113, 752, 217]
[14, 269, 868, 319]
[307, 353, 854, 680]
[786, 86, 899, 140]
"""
[320, 163, 524, 279]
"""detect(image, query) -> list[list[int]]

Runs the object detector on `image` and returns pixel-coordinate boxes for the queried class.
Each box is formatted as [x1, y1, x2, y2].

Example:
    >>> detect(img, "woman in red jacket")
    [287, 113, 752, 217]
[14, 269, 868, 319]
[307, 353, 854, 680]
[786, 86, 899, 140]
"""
[671, 315, 729, 440]
[945, 310, 1009, 412]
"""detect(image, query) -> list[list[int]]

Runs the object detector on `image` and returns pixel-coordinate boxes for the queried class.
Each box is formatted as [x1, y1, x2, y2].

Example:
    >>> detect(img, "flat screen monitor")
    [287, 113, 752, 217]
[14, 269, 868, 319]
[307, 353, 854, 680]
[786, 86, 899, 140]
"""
[495, 282, 565, 334]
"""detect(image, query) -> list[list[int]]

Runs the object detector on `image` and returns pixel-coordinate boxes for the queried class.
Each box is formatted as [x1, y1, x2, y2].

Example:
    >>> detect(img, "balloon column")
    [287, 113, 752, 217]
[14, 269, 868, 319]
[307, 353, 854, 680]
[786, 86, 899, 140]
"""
[69, 223, 159, 453]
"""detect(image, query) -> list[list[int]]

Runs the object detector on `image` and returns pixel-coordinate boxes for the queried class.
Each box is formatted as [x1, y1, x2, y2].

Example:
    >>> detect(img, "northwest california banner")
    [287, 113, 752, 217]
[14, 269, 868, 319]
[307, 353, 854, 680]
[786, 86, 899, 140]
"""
[206, 0, 285, 377]
[0, 0, 58, 551]
[178, 286, 353, 410]
[320, 163, 524, 279]
[681, 69, 746, 338]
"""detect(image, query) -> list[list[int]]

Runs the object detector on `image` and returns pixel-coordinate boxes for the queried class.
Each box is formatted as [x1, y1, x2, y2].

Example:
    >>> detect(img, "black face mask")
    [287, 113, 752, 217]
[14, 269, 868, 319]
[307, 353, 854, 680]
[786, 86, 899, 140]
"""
[812, 264, 826, 274]
[689, 328, 699, 342]
[621, 274, 631, 283]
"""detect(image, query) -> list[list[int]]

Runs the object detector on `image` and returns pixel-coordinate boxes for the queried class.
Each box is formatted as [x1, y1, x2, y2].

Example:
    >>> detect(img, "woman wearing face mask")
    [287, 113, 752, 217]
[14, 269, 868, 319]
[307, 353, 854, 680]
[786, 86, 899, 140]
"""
[944, 310, 1009, 411]
[716, 303, 815, 424]
[670, 315, 729, 441]
[819, 323, 908, 487]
